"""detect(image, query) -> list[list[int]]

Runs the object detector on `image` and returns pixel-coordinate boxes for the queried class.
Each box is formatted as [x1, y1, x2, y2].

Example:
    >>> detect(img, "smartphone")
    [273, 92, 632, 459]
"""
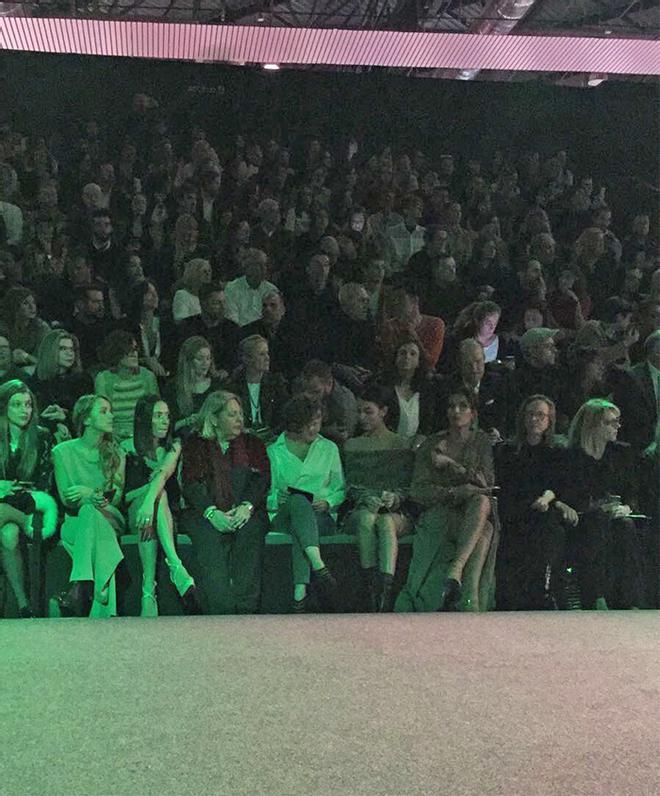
[287, 487, 314, 503]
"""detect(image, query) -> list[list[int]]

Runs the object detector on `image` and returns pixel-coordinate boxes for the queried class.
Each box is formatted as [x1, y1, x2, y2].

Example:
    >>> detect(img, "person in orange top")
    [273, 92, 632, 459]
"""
[379, 277, 445, 370]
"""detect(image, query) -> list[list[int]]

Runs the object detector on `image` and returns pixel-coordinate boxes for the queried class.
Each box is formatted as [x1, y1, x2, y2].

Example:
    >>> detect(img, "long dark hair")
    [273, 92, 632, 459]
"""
[133, 395, 173, 459]
[382, 337, 430, 394]
[0, 380, 40, 480]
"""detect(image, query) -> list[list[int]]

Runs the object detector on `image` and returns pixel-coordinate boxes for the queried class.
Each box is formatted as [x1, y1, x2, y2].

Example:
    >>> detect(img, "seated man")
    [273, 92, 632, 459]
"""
[300, 359, 358, 445]
[177, 281, 242, 373]
[324, 282, 376, 390]
[223, 248, 277, 327]
[419, 254, 468, 324]
[511, 327, 563, 408]
[574, 296, 638, 367]
[406, 225, 450, 292]
[240, 289, 296, 377]
[379, 277, 445, 370]
[439, 338, 511, 441]
[382, 194, 426, 275]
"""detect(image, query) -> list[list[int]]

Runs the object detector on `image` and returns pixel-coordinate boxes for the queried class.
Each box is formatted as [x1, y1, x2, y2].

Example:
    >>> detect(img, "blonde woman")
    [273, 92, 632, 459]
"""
[172, 258, 212, 323]
[179, 391, 270, 614]
[30, 329, 92, 443]
[562, 398, 644, 609]
[163, 336, 224, 433]
[50, 394, 126, 618]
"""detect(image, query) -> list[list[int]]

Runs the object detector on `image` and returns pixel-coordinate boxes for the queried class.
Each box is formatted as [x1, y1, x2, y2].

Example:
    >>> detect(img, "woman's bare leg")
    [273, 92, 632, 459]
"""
[353, 509, 378, 569]
[0, 522, 28, 610]
[446, 495, 491, 585]
[461, 522, 494, 612]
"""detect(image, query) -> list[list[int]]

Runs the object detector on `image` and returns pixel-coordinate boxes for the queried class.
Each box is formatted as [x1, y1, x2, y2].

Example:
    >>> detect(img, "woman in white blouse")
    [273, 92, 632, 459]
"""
[267, 395, 346, 612]
[172, 258, 212, 323]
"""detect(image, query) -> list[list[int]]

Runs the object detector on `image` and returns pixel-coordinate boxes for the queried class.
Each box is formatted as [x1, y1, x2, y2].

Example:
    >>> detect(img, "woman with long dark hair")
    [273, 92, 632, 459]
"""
[0, 380, 57, 617]
[343, 384, 415, 611]
[0, 286, 50, 367]
[397, 387, 497, 613]
[123, 395, 196, 616]
[51, 394, 126, 617]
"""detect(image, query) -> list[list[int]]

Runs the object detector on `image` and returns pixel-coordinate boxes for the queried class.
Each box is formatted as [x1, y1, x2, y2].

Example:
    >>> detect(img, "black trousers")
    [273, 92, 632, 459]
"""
[496, 509, 566, 610]
[567, 510, 645, 609]
[180, 509, 268, 614]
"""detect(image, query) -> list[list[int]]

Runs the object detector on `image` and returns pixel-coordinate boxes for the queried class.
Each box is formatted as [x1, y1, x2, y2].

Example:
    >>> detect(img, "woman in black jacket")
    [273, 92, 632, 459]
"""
[495, 395, 578, 610]
[179, 390, 270, 614]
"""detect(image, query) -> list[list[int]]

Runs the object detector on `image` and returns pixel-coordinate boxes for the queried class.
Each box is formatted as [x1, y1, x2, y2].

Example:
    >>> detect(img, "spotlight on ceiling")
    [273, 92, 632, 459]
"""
[257, 13, 265, 22]
[587, 73, 607, 87]
[263, 63, 281, 71]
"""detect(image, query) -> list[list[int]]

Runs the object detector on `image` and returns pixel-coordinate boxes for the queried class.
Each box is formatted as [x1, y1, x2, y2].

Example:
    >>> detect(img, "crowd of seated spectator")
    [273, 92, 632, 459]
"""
[0, 94, 658, 618]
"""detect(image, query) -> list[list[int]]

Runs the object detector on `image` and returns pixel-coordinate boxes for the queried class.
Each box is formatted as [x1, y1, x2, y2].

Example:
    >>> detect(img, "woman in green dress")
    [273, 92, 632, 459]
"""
[396, 387, 498, 613]
[342, 384, 415, 611]
[50, 394, 126, 618]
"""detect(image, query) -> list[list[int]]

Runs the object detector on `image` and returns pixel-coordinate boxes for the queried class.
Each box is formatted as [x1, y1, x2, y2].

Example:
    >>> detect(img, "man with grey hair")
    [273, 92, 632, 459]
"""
[511, 327, 563, 408]
[324, 282, 376, 388]
[251, 197, 293, 271]
[223, 247, 277, 327]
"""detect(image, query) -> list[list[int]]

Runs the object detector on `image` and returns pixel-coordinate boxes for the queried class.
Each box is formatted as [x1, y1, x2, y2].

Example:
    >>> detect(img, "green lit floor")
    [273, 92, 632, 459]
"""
[1, 613, 658, 795]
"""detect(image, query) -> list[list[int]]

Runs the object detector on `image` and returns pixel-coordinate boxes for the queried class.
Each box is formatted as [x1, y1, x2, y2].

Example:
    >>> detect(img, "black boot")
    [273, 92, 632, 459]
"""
[361, 566, 378, 612]
[312, 566, 338, 612]
[376, 572, 395, 613]
[49, 581, 93, 618]
[437, 578, 462, 612]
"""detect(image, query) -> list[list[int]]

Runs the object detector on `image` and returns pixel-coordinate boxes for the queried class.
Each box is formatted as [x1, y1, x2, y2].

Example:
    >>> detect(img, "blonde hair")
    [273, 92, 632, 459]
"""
[197, 390, 243, 439]
[567, 398, 620, 457]
[239, 334, 268, 364]
[574, 227, 605, 261]
[175, 336, 217, 417]
[35, 329, 82, 381]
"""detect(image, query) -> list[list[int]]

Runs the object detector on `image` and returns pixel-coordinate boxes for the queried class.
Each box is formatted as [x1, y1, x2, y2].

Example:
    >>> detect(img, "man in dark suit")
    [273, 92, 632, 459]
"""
[439, 338, 511, 439]
[614, 330, 660, 454]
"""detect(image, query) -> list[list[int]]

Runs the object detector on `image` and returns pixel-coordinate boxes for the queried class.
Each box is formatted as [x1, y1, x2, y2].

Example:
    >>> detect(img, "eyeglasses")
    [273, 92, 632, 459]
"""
[526, 411, 550, 420]
[602, 418, 621, 428]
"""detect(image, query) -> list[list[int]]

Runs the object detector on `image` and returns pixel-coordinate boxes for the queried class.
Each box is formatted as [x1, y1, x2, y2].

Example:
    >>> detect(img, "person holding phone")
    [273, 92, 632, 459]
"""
[397, 388, 497, 613]
[267, 395, 346, 612]
[0, 380, 58, 617]
[50, 394, 126, 618]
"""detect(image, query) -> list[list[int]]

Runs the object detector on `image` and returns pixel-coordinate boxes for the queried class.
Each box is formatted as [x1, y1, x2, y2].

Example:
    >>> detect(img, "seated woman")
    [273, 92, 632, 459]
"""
[0, 286, 51, 368]
[562, 398, 645, 609]
[172, 258, 212, 324]
[342, 384, 415, 612]
[439, 300, 512, 373]
[396, 387, 497, 613]
[51, 394, 126, 618]
[223, 335, 289, 444]
[267, 395, 346, 613]
[0, 380, 58, 617]
[179, 391, 270, 614]
[162, 336, 224, 434]
[495, 395, 578, 610]
[121, 279, 168, 378]
[29, 329, 93, 444]
[94, 330, 160, 441]
[380, 337, 439, 444]
[122, 395, 197, 617]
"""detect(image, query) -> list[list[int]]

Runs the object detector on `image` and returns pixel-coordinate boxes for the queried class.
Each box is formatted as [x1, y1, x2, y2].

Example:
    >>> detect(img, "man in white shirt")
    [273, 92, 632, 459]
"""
[223, 248, 277, 327]
[383, 194, 426, 275]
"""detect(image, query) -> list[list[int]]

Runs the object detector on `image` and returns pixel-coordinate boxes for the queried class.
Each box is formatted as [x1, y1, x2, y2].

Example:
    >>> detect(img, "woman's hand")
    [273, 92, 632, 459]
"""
[209, 510, 235, 533]
[0, 480, 20, 499]
[64, 485, 96, 504]
[54, 423, 71, 444]
[312, 500, 330, 513]
[12, 348, 35, 366]
[41, 404, 67, 422]
[135, 499, 156, 541]
[227, 503, 253, 530]
[607, 503, 633, 520]
[531, 495, 553, 513]
[380, 491, 399, 511]
[452, 484, 488, 501]
[554, 501, 579, 526]
[361, 495, 383, 514]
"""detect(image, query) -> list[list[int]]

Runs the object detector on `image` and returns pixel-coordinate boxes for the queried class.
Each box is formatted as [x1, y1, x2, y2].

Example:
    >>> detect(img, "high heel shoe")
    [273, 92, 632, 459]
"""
[140, 586, 159, 618]
[312, 566, 338, 612]
[438, 578, 462, 612]
[167, 559, 195, 597]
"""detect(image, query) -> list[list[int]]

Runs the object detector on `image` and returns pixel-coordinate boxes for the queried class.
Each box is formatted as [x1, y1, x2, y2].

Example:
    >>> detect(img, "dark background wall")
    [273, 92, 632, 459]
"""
[2, 51, 658, 217]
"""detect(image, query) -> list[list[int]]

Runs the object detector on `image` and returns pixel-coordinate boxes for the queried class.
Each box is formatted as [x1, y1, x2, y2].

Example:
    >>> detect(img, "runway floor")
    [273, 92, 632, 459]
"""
[1, 612, 659, 796]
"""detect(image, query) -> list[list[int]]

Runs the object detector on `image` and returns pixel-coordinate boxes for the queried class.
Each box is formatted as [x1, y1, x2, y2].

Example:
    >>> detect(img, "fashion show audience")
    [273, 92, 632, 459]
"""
[0, 94, 658, 617]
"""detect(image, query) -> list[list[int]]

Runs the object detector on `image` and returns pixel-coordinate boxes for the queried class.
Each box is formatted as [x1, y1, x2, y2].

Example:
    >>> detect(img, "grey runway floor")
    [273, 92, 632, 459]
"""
[1, 612, 659, 796]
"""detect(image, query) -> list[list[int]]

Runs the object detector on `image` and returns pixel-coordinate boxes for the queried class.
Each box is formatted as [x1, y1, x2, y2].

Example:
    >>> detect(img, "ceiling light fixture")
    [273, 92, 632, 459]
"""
[263, 63, 280, 71]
